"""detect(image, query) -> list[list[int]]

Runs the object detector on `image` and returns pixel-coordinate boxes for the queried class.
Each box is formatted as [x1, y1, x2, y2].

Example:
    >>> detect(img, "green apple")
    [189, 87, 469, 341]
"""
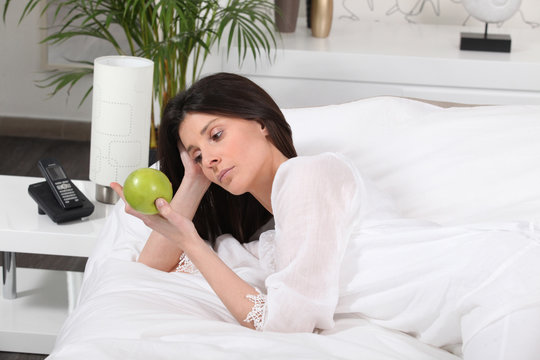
[123, 168, 173, 215]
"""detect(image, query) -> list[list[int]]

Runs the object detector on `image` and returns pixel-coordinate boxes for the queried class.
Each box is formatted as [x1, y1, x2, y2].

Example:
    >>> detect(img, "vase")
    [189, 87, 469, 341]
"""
[311, 0, 333, 38]
[275, 0, 300, 33]
[462, 0, 522, 23]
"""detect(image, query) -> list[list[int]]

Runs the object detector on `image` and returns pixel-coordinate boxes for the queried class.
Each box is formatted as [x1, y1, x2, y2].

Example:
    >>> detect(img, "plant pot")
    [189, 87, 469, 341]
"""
[275, 0, 300, 33]
[311, 0, 333, 38]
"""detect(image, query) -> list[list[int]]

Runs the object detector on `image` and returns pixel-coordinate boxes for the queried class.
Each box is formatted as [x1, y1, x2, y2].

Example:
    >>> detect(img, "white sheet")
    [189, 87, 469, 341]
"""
[50, 217, 459, 360]
[48, 97, 540, 359]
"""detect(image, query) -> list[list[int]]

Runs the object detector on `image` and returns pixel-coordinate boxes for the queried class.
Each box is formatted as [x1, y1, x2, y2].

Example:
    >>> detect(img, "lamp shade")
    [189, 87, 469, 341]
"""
[89, 56, 154, 203]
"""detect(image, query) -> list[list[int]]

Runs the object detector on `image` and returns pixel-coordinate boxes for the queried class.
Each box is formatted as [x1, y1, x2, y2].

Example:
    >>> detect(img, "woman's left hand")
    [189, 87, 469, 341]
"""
[110, 182, 200, 249]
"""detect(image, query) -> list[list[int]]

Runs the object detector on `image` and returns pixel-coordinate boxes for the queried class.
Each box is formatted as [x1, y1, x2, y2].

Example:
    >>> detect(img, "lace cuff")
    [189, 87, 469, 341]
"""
[243, 289, 267, 331]
[175, 252, 197, 273]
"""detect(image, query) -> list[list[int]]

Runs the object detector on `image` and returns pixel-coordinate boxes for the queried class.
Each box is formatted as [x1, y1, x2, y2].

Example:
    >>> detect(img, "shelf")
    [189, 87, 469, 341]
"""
[215, 21, 540, 106]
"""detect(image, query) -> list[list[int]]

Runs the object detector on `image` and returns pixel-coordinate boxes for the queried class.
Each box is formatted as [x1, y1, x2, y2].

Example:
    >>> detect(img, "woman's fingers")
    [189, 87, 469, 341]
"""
[110, 180, 197, 246]
[178, 142, 193, 170]
[110, 182, 129, 210]
[109, 182, 172, 238]
[154, 198, 197, 241]
[179, 148, 192, 169]
[110, 182, 142, 218]
[110, 182, 125, 201]
[155, 198, 184, 227]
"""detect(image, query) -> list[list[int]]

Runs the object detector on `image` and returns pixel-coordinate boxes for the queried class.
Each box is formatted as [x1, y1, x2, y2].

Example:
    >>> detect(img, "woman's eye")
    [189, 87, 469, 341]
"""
[211, 130, 223, 141]
[193, 153, 202, 164]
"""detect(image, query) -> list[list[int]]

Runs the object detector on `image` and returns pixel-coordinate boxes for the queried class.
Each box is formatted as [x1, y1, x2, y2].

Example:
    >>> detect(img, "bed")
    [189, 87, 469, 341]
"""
[47, 96, 540, 359]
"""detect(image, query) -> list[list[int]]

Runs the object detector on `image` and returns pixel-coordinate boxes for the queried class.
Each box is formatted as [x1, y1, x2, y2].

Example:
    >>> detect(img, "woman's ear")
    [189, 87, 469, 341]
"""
[259, 122, 269, 136]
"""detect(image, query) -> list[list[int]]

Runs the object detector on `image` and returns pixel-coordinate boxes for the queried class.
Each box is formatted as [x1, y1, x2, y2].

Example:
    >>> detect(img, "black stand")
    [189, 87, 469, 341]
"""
[460, 23, 511, 53]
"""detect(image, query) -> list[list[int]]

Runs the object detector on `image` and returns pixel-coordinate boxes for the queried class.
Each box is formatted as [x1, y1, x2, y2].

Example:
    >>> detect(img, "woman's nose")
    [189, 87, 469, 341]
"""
[203, 151, 220, 168]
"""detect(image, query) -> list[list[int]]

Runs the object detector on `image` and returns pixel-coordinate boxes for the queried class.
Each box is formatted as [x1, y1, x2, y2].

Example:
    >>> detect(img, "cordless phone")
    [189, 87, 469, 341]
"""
[37, 158, 83, 209]
[28, 158, 94, 223]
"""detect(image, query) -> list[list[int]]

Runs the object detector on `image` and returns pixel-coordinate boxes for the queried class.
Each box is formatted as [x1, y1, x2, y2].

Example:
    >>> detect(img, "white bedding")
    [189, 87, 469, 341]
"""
[50, 204, 459, 360]
[47, 97, 540, 359]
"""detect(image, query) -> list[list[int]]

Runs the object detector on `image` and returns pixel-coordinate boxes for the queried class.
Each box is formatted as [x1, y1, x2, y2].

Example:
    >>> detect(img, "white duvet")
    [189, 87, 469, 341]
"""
[49, 202, 459, 360]
[47, 97, 540, 359]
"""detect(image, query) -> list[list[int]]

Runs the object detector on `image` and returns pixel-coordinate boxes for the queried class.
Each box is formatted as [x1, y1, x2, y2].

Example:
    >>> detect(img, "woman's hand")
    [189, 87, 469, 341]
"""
[178, 141, 211, 191]
[110, 182, 200, 249]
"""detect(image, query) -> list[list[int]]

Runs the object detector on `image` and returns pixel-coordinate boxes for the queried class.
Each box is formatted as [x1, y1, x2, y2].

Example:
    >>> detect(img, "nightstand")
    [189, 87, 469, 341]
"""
[0, 175, 112, 354]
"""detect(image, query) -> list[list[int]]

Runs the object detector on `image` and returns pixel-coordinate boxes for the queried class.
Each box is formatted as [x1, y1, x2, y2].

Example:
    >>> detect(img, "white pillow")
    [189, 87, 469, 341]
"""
[282, 97, 540, 225]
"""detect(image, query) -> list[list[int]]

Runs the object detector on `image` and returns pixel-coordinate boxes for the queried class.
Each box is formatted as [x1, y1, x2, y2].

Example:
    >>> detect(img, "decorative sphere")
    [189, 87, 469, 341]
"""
[123, 168, 173, 214]
[462, 0, 522, 23]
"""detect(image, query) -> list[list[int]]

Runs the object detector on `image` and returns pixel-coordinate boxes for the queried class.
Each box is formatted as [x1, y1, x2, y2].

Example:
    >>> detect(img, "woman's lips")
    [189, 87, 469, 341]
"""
[218, 167, 234, 183]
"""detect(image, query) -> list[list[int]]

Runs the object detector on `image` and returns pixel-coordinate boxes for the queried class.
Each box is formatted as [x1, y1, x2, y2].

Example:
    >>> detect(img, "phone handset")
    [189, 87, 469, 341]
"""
[37, 158, 83, 209]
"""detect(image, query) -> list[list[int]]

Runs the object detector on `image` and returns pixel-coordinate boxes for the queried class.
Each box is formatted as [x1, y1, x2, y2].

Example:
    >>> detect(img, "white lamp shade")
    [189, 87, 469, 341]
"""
[89, 56, 154, 187]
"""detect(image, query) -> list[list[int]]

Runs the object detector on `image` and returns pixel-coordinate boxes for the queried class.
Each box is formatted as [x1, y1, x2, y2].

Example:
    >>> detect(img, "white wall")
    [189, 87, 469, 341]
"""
[0, 0, 93, 122]
[332, 0, 540, 28]
[1, 0, 539, 123]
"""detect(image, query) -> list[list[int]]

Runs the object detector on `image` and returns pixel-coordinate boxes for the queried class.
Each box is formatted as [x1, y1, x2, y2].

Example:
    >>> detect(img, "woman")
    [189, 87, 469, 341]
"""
[111, 72, 540, 359]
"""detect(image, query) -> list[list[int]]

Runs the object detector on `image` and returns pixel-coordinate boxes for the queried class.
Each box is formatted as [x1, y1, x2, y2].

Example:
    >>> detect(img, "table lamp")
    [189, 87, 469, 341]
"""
[89, 56, 154, 204]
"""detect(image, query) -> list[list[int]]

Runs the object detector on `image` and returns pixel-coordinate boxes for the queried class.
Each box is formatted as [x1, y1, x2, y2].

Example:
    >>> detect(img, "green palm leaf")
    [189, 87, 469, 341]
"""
[3, 0, 278, 144]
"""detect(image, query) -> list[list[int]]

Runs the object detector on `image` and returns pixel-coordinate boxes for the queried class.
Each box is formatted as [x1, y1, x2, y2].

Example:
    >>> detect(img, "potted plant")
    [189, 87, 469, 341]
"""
[3, 0, 277, 155]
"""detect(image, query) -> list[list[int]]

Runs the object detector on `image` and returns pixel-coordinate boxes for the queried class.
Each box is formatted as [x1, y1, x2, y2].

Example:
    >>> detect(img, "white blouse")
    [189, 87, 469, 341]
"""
[249, 152, 540, 351]
[260, 153, 361, 332]
[259, 152, 399, 332]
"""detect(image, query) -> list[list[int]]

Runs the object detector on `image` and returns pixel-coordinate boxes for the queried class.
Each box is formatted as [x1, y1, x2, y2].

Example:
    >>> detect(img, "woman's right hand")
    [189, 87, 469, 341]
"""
[178, 141, 211, 191]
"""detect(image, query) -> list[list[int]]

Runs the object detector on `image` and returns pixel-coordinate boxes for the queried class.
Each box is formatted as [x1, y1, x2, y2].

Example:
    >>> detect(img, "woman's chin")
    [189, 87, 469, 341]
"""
[217, 181, 243, 196]
[227, 188, 247, 196]
[224, 184, 248, 196]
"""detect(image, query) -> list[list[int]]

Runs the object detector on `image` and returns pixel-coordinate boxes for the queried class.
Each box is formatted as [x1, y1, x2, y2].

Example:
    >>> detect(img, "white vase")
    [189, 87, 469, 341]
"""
[462, 0, 522, 23]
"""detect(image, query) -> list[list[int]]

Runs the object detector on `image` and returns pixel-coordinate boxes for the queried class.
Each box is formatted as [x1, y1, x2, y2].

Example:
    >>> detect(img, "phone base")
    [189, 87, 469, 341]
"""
[28, 182, 95, 223]
[95, 184, 119, 204]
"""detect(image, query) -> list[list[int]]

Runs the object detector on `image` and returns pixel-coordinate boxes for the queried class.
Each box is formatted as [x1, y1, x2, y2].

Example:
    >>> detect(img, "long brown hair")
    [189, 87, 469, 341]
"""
[158, 72, 297, 247]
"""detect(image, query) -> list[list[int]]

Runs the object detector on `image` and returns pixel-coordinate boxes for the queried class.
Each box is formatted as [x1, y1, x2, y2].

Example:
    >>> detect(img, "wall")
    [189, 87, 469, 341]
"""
[331, 0, 540, 28]
[1, 0, 539, 123]
[0, 0, 93, 122]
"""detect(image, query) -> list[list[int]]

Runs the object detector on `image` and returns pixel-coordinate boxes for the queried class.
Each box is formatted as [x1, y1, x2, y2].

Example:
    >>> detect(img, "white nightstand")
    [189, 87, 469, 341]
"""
[0, 175, 113, 354]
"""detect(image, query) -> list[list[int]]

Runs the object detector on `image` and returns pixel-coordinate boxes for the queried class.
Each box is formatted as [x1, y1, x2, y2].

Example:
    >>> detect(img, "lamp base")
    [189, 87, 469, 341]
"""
[95, 184, 119, 204]
[460, 32, 511, 53]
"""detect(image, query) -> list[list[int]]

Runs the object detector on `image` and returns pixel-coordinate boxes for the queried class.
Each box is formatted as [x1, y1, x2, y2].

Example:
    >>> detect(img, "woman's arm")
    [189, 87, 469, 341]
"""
[262, 154, 362, 332]
[135, 177, 209, 271]
[113, 190, 262, 329]
[114, 145, 211, 272]
[159, 207, 262, 329]
[111, 149, 262, 328]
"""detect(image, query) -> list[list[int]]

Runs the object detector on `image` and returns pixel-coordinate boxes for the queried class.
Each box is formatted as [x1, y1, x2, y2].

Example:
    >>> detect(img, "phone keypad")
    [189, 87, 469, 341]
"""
[55, 180, 80, 205]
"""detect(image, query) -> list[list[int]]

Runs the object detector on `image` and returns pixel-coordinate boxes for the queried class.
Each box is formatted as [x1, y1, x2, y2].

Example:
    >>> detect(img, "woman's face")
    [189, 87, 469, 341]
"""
[179, 112, 280, 195]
